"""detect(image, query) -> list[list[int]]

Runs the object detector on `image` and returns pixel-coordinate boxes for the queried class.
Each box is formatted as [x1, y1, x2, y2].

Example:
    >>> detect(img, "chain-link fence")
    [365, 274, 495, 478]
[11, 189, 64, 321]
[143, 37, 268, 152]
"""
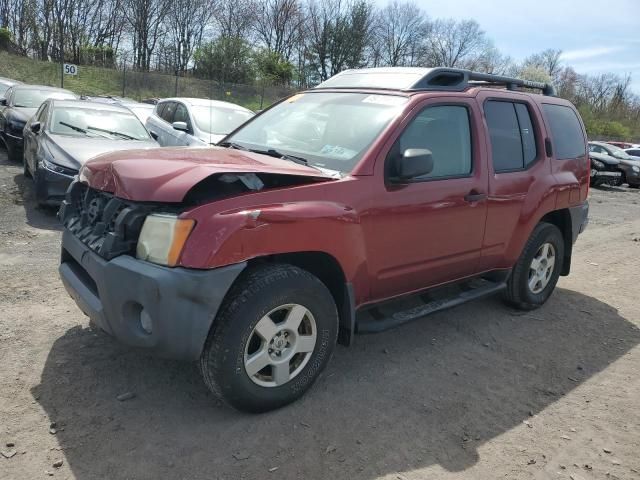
[0, 52, 296, 110]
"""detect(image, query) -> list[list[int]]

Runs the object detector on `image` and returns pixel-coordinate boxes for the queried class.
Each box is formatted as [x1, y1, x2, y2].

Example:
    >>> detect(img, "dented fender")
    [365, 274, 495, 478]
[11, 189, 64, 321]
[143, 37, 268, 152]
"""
[178, 198, 370, 299]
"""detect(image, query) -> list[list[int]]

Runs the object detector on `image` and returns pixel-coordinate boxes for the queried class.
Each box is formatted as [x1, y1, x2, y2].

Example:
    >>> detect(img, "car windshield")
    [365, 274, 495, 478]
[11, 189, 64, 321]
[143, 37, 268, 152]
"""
[50, 107, 151, 140]
[0, 84, 10, 97]
[226, 92, 408, 173]
[191, 105, 254, 135]
[13, 89, 74, 108]
[608, 144, 634, 159]
[126, 105, 154, 123]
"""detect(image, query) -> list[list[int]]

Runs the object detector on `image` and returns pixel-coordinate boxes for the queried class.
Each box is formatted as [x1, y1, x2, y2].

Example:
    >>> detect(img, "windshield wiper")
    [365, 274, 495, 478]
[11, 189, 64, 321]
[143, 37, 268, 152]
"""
[59, 121, 90, 135]
[219, 141, 249, 151]
[254, 148, 310, 166]
[87, 126, 136, 140]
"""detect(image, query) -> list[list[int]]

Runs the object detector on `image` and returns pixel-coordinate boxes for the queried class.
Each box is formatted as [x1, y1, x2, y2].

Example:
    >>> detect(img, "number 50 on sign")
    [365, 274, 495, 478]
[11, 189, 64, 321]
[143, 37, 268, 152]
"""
[64, 64, 78, 75]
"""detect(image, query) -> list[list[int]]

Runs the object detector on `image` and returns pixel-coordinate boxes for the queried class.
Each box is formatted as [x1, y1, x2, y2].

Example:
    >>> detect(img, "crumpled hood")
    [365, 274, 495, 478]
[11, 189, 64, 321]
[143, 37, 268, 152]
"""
[79, 146, 335, 202]
[49, 135, 159, 170]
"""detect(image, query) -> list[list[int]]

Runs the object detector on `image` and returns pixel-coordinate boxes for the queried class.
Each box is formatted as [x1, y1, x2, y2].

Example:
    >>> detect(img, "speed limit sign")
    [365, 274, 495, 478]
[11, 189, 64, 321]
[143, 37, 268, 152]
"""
[63, 64, 78, 76]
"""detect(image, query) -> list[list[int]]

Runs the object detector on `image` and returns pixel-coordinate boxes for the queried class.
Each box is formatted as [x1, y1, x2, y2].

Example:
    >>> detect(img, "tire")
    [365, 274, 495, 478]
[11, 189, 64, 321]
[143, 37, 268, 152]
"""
[629, 183, 640, 189]
[200, 263, 339, 412]
[503, 222, 564, 311]
[32, 162, 48, 207]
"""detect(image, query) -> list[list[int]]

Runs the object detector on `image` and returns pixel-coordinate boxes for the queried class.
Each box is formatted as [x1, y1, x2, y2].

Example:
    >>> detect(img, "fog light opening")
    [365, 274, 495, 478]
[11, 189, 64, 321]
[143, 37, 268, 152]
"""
[140, 308, 153, 335]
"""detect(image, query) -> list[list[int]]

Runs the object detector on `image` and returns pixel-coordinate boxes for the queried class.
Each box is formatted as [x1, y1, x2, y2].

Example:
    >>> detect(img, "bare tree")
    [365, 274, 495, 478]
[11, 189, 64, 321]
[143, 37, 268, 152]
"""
[124, 0, 169, 70]
[253, 0, 303, 61]
[371, 1, 427, 67]
[166, 0, 214, 73]
[425, 19, 488, 68]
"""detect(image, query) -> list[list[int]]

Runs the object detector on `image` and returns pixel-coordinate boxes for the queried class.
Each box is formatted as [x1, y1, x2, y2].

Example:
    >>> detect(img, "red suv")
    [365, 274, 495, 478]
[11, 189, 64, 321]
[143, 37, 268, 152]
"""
[59, 68, 589, 412]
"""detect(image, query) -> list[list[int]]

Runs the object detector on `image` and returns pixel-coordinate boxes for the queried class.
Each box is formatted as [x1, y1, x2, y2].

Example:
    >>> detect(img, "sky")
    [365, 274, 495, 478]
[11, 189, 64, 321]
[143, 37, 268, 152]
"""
[393, 0, 640, 94]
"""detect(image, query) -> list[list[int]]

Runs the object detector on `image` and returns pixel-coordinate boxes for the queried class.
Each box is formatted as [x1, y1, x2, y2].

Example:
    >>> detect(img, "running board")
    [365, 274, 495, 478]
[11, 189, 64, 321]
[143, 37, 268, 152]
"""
[356, 278, 507, 333]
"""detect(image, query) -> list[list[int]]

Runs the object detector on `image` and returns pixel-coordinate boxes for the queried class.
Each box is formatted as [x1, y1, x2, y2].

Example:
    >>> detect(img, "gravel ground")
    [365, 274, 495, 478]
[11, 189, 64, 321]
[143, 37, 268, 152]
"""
[1, 149, 639, 480]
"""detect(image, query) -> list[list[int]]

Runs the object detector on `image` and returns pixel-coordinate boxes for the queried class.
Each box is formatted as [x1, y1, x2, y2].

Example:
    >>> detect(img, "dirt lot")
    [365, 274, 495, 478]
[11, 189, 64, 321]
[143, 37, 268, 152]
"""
[0, 149, 639, 480]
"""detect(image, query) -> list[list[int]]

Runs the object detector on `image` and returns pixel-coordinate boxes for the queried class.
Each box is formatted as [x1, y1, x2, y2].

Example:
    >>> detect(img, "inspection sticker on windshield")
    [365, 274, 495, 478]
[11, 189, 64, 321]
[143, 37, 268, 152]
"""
[362, 95, 407, 106]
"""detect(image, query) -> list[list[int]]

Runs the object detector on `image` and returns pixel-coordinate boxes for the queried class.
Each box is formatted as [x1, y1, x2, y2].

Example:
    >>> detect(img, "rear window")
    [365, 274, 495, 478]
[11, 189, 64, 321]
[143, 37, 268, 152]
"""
[542, 104, 586, 160]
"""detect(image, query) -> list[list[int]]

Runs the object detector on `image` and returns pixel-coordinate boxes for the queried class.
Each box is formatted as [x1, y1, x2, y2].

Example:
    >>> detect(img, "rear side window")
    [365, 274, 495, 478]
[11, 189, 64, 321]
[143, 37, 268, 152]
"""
[393, 105, 472, 179]
[485, 100, 538, 172]
[155, 103, 166, 118]
[542, 104, 586, 159]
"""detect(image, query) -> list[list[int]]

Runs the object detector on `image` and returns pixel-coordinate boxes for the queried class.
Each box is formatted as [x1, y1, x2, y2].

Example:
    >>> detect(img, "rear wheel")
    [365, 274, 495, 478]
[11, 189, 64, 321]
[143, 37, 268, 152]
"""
[200, 264, 338, 412]
[629, 183, 640, 189]
[504, 222, 564, 310]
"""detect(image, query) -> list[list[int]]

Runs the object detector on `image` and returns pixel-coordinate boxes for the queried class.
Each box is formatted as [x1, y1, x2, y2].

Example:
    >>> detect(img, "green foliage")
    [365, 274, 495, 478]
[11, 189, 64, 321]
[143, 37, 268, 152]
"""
[0, 28, 12, 49]
[193, 37, 255, 84]
[80, 45, 115, 68]
[253, 50, 294, 86]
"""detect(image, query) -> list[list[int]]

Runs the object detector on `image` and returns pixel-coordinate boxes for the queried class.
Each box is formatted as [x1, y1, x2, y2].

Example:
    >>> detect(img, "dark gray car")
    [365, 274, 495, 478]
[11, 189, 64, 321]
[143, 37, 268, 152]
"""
[23, 99, 158, 206]
[0, 85, 76, 161]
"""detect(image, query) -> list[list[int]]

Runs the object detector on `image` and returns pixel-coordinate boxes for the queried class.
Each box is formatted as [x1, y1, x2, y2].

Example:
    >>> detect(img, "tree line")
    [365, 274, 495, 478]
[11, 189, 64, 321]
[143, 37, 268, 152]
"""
[0, 0, 638, 139]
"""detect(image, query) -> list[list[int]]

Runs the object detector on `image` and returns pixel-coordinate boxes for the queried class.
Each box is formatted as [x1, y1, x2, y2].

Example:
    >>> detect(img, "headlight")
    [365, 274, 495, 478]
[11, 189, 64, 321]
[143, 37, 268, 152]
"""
[42, 158, 77, 176]
[592, 159, 605, 169]
[632, 166, 640, 173]
[136, 214, 195, 267]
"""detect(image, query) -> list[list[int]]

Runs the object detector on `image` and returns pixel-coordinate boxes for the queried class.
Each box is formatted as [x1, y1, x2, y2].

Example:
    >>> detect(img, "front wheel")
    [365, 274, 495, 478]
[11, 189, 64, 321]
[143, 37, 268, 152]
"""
[504, 222, 564, 310]
[628, 183, 640, 189]
[200, 264, 338, 412]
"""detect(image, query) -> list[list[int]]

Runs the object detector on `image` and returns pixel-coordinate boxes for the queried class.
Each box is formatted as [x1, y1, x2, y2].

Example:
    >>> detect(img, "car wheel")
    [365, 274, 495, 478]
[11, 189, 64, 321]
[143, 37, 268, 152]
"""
[503, 222, 564, 311]
[200, 263, 339, 412]
[629, 183, 640, 189]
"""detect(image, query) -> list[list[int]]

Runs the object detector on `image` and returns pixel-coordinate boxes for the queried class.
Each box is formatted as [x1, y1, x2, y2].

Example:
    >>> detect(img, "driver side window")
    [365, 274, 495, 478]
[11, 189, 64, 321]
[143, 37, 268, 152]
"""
[387, 105, 472, 181]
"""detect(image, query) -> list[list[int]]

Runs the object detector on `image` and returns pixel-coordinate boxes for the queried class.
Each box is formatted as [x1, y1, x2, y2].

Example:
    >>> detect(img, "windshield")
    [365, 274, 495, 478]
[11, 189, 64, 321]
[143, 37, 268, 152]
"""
[191, 105, 254, 135]
[608, 144, 633, 159]
[50, 107, 151, 140]
[226, 92, 408, 173]
[13, 89, 75, 108]
[0, 84, 9, 97]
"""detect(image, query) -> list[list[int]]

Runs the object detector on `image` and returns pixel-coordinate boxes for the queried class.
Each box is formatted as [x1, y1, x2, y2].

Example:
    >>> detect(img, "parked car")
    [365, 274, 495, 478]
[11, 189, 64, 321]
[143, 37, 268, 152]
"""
[625, 147, 640, 158]
[122, 103, 154, 124]
[146, 98, 254, 146]
[588, 150, 622, 187]
[79, 95, 155, 124]
[23, 100, 158, 205]
[0, 76, 23, 99]
[59, 67, 589, 412]
[0, 85, 76, 161]
[605, 141, 633, 149]
[589, 141, 640, 188]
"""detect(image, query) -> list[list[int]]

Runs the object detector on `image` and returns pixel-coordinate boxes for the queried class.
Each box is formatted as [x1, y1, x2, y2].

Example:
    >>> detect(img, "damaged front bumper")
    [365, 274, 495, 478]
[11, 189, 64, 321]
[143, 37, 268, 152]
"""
[59, 229, 246, 360]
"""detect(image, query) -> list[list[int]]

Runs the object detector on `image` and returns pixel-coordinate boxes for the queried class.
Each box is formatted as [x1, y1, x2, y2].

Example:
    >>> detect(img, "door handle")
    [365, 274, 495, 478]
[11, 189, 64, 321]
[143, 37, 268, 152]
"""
[464, 191, 487, 203]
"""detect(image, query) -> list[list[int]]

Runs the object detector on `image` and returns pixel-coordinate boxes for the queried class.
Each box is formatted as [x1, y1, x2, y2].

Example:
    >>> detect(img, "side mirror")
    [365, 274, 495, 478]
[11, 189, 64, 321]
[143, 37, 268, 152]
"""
[0, 98, 6, 106]
[172, 121, 188, 132]
[30, 122, 41, 134]
[396, 148, 434, 181]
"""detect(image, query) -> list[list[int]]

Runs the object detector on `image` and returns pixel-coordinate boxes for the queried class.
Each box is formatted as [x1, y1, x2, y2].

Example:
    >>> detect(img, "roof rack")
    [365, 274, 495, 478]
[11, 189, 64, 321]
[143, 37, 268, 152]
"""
[315, 67, 557, 96]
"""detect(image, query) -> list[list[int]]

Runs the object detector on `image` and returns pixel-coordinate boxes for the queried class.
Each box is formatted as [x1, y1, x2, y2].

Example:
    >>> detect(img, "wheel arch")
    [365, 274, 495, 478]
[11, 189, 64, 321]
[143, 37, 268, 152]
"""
[539, 208, 572, 275]
[244, 251, 356, 346]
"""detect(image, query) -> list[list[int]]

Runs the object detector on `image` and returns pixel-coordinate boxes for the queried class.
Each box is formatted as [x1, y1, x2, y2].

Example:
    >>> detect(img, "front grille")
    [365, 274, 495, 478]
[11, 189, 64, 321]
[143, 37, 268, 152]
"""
[60, 181, 156, 260]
